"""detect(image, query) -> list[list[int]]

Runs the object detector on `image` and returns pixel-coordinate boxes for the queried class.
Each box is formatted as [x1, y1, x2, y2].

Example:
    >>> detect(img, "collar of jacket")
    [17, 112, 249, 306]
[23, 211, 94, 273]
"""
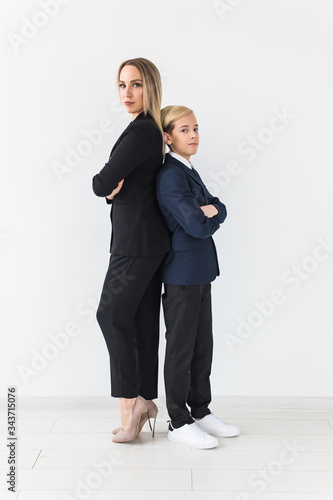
[132, 111, 152, 122]
[164, 152, 204, 188]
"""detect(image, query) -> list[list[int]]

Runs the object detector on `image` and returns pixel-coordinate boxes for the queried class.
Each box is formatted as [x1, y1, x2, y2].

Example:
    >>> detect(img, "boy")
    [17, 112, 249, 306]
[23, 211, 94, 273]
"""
[156, 105, 240, 449]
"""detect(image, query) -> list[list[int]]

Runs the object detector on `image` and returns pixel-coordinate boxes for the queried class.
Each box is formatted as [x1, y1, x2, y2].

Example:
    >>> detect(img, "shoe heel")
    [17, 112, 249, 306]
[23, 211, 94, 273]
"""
[148, 414, 157, 437]
[147, 401, 158, 438]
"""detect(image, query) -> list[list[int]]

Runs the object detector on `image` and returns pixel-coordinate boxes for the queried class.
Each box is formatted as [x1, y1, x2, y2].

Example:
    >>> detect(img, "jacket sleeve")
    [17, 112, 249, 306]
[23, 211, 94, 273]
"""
[158, 168, 221, 239]
[92, 121, 154, 197]
[204, 187, 227, 224]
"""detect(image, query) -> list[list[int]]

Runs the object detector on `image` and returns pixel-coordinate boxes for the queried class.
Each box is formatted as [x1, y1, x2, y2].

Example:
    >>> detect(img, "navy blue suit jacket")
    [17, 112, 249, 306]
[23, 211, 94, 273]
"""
[156, 153, 227, 285]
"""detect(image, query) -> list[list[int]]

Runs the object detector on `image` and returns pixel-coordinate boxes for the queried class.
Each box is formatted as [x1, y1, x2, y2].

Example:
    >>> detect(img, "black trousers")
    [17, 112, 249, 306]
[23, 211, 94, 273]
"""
[162, 283, 213, 428]
[96, 253, 166, 399]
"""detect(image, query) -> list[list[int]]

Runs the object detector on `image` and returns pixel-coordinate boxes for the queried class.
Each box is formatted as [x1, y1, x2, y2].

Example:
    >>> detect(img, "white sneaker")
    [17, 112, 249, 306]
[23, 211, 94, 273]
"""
[195, 413, 240, 437]
[168, 422, 219, 449]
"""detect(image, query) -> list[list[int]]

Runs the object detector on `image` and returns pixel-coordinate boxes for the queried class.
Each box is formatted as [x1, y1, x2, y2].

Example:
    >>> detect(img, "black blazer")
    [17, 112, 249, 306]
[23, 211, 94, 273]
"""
[92, 112, 171, 256]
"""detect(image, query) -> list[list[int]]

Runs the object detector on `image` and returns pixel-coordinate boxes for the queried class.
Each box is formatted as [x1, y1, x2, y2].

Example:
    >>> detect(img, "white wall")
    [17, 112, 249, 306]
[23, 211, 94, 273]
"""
[1, 0, 332, 397]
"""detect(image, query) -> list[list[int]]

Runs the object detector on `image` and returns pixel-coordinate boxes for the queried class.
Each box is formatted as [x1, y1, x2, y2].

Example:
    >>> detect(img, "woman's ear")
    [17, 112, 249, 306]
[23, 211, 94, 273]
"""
[164, 132, 171, 145]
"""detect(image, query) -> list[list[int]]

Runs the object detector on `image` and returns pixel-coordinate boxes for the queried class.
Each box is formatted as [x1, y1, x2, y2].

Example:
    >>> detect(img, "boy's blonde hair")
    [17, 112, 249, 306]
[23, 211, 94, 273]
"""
[161, 105, 193, 134]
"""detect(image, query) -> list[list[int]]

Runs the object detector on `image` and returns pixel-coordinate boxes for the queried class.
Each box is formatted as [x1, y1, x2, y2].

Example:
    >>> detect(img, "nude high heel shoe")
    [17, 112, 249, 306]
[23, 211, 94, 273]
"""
[112, 411, 148, 436]
[112, 400, 158, 437]
[112, 396, 148, 443]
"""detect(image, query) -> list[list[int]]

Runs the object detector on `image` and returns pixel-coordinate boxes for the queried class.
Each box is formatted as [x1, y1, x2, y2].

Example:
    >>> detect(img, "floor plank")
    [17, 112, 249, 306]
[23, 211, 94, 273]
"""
[1, 396, 332, 499]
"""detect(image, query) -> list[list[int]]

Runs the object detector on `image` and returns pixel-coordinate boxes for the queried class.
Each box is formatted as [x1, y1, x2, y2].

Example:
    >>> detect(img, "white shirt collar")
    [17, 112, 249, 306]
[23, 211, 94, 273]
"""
[169, 152, 193, 170]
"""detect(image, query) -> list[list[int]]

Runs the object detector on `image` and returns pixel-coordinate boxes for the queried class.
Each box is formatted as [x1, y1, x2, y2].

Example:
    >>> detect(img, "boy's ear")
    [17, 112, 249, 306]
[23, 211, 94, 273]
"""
[164, 132, 171, 145]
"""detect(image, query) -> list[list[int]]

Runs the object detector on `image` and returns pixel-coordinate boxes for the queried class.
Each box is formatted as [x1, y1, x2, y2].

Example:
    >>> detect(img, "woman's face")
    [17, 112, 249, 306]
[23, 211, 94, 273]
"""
[119, 65, 144, 119]
[165, 113, 199, 160]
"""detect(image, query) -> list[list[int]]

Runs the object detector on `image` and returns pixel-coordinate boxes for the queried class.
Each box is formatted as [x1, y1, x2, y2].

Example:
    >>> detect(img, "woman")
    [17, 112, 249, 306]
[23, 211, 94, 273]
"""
[156, 106, 240, 449]
[92, 58, 170, 443]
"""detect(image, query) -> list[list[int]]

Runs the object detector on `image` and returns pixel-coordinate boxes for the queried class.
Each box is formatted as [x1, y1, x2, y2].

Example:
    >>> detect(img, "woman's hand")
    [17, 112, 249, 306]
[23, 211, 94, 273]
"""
[106, 179, 124, 200]
[200, 204, 218, 218]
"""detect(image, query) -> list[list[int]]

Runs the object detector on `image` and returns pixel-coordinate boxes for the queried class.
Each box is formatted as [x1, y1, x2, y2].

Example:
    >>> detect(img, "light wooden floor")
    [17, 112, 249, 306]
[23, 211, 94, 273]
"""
[1, 396, 333, 499]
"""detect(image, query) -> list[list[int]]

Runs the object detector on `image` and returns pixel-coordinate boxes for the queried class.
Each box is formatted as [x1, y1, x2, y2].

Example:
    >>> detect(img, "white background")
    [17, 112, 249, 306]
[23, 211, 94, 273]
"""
[1, 0, 332, 397]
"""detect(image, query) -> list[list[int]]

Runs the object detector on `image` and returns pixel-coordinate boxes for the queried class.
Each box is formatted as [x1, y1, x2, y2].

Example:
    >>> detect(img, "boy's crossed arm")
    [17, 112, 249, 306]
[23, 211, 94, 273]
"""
[158, 168, 226, 239]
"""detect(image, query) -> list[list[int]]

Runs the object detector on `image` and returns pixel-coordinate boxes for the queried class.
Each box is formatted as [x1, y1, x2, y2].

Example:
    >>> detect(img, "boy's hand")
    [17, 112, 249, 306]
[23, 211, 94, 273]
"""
[200, 204, 218, 218]
[106, 179, 124, 200]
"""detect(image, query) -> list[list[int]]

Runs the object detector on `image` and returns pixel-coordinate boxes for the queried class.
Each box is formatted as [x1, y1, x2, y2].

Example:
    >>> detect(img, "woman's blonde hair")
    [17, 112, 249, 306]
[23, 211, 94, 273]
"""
[161, 105, 194, 135]
[117, 58, 163, 136]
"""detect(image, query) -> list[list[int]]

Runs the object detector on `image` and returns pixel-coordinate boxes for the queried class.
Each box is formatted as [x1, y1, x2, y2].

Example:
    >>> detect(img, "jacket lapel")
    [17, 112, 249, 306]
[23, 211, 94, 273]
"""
[165, 154, 208, 203]
[109, 112, 147, 158]
[166, 154, 203, 187]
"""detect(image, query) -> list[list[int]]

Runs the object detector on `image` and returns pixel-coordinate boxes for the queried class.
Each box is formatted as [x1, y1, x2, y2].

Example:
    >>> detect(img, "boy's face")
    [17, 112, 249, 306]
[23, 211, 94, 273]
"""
[165, 113, 199, 160]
